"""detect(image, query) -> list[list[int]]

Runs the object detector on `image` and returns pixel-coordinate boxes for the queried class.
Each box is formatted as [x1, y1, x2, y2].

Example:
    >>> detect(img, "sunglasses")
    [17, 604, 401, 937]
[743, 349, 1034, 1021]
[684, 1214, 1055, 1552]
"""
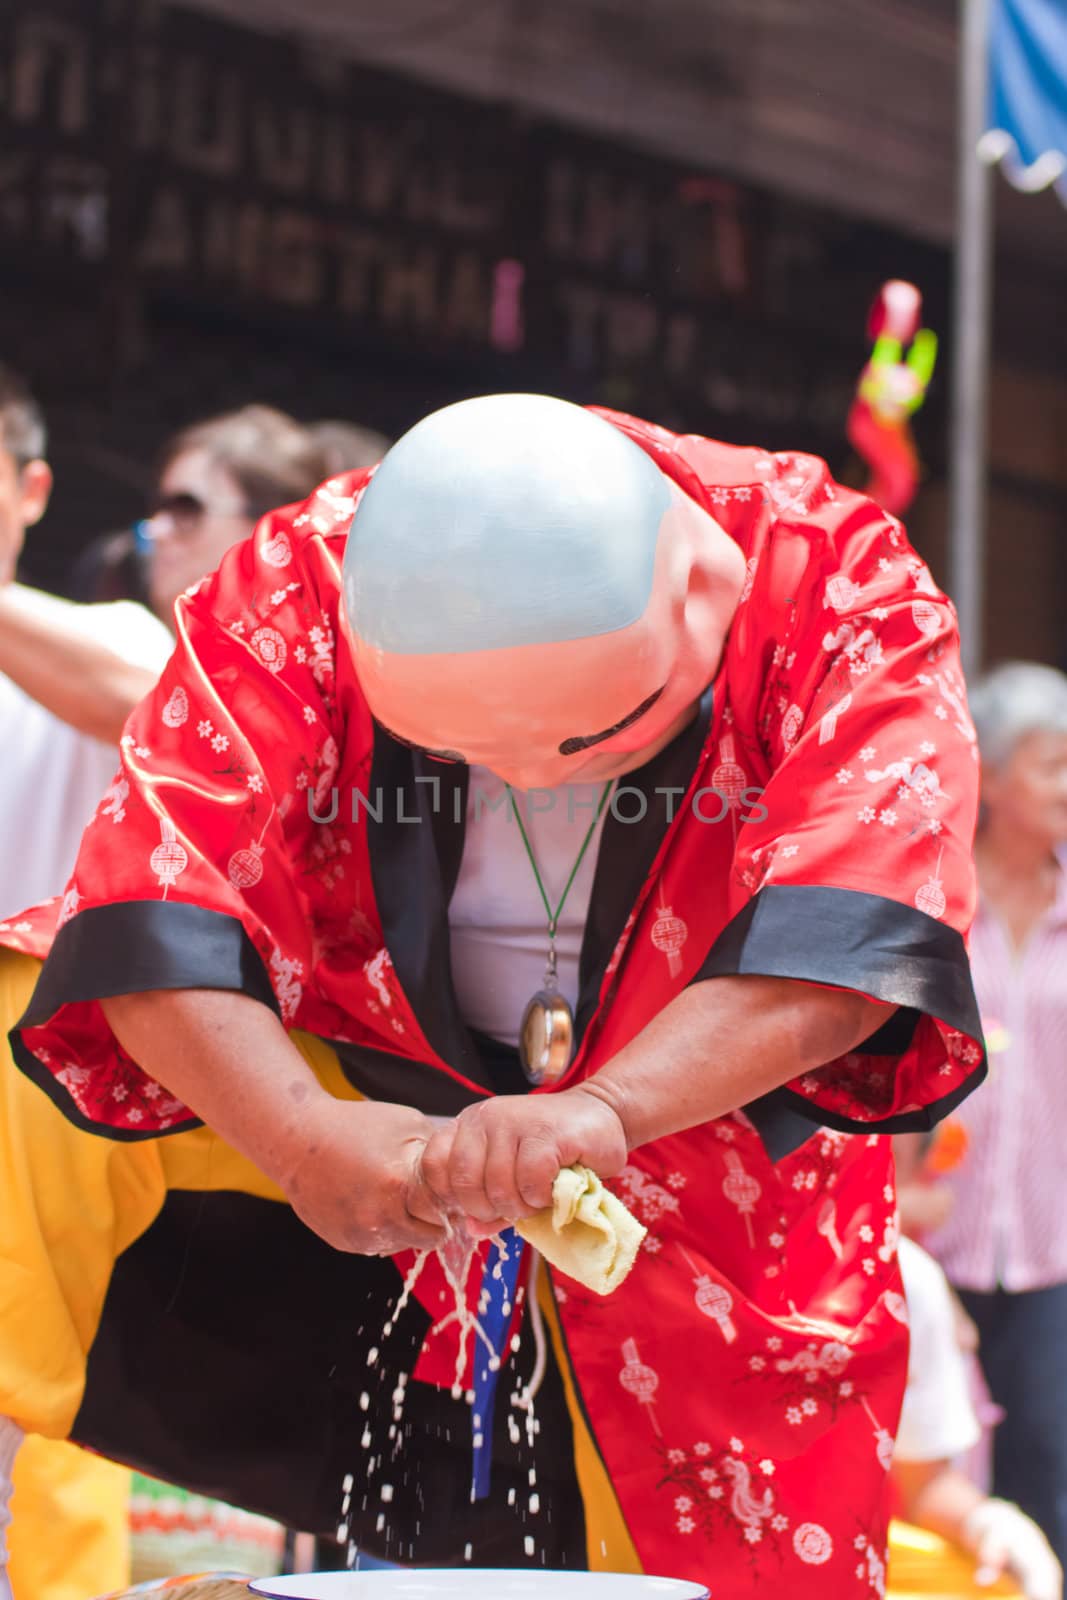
[143, 491, 250, 532]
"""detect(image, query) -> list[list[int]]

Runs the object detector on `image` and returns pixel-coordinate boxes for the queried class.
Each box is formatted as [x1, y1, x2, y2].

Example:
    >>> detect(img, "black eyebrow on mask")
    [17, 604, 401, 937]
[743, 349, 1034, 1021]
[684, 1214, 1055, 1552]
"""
[558, 685, 666, 756]
[377, 721, 466, 764]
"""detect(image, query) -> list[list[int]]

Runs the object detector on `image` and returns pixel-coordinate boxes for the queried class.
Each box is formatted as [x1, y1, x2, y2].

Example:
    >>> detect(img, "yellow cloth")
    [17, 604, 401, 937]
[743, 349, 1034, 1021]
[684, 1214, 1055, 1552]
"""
[0, 949, 358, 1440]
[516, 1164, 646, 1295]
[887, 1518, 1023, 1598]
[8, 1434, 130, 1600]
[0, 952, 164, 1439]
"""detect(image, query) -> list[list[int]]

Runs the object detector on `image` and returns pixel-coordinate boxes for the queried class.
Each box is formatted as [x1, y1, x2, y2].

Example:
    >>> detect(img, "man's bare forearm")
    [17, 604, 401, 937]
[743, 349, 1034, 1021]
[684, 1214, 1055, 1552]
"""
[100, 989, 334, 1187]
[0, 585, 158, 743]
[580, 974, 893, 1150]
[101, 988, 449, 1253]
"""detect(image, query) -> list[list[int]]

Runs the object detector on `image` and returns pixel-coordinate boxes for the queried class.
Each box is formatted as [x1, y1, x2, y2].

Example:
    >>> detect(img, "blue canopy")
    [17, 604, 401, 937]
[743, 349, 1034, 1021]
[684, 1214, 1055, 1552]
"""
[982, 0, 1067, 201]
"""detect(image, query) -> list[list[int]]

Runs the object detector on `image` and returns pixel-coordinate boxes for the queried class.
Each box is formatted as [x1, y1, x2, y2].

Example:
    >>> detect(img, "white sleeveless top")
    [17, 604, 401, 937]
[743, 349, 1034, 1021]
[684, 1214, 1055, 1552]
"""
[447, 767, 611, 1046]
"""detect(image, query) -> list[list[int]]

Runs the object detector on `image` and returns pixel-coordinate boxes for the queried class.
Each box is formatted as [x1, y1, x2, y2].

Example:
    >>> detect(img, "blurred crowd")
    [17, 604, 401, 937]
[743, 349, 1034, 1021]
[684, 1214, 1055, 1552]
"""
[1, 358, 1065, 1600]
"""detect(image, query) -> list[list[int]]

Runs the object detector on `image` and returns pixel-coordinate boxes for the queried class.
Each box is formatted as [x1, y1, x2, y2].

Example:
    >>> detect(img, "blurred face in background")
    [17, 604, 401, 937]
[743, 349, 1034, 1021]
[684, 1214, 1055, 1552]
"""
[982, 728, 1067, 850]
[145, 446, 256, 622]
[0, 428, 52, 586]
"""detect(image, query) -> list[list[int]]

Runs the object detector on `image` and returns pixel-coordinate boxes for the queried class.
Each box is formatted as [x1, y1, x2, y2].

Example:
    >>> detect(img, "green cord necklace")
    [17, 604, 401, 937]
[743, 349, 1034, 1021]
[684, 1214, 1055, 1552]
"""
[506, 780, 613, 1085]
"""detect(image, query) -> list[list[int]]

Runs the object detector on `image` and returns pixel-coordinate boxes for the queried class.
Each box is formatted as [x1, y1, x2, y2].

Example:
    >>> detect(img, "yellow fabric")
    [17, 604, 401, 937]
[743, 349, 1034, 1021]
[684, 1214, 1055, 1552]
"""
[0, 952, 166, 1438]
[887, 1518, 1023, 1598]
[537, 1260, 642, 1573]
[516, 1165, 646, 1296]
[8, 1434, 130, 1600]
[0, 949, 356, 1438]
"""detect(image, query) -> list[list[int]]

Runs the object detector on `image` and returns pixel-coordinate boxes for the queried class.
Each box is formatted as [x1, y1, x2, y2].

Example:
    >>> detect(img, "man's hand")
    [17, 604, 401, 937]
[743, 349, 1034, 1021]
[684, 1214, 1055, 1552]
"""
[100, 990, 453, 1257]
[414, 1086, 628, 1231]
[280, 1097, 450, 1255]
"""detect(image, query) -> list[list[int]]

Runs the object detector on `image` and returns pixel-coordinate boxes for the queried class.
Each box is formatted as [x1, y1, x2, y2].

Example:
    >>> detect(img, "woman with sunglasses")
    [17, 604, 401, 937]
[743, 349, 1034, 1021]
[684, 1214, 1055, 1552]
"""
[143, 406, 346, 626]
[0, 406, 381, 749]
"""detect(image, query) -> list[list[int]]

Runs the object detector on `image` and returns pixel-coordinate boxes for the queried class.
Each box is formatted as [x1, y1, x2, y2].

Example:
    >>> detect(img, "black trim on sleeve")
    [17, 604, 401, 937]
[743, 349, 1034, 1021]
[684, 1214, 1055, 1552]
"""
[694, 882, 987, 1141]
[9, 902, 280, 1142]
[778, 1060, 984, 1138]
[8, 1028, 203, 1142]
[17, 901, 280, 1027]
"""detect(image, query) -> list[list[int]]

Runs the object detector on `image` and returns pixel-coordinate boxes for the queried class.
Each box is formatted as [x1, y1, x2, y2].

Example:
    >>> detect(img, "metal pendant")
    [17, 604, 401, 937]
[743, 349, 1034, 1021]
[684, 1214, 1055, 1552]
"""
[519, 987, 574, 1086]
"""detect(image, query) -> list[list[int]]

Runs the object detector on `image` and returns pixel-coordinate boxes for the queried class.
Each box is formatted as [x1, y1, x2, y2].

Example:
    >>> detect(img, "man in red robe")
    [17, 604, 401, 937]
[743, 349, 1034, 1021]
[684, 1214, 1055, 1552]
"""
[0, 396, 984, 1596]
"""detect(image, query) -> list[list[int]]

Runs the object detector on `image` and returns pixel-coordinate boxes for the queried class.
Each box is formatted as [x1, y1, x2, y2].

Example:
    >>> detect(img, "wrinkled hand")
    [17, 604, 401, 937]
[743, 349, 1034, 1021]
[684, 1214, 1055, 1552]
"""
[413, 1085, 629, 1233]
[280, 1098, 449, 1255]
[965, 1498, 1062, 1600]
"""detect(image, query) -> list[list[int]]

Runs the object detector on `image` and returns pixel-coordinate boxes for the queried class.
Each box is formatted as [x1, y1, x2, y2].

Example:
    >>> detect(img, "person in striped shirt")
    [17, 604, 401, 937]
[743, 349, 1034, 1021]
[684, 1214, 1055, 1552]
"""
[925, 661, 1067, 1570]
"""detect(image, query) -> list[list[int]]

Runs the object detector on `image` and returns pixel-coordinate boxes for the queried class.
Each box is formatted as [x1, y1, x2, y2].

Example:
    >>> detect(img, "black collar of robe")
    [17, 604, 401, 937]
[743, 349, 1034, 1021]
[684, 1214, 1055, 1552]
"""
[356, 687, 816, 1163]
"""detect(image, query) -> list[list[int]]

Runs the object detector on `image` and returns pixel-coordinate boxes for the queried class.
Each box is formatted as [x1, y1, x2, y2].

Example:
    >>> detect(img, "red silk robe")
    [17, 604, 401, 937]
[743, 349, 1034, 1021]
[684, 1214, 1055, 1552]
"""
[4, 413, 984, 1596]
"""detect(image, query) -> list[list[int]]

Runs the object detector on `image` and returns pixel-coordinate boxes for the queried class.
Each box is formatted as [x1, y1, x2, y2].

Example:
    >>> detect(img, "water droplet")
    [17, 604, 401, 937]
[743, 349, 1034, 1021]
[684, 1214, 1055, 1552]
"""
[367, 1347, 380, 1366]
[529, 1493, 540, 1514]
[359, 1392, 370, 1411]
[524, 1535, 535, 1557]
[507, 1488, 516, 1506]
[381, 1484, 394, 1503]
[464, 1543, 473, 1562]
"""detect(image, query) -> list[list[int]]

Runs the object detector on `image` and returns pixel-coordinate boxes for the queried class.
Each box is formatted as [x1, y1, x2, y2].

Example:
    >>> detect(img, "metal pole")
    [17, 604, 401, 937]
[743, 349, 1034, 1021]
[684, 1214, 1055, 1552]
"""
[948, 0, 995, 679]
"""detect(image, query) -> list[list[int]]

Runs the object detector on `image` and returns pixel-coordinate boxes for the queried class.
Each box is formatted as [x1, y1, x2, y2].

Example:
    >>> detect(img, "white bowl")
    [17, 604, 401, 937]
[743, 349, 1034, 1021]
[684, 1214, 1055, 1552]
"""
[249, 1573, 709, 1600]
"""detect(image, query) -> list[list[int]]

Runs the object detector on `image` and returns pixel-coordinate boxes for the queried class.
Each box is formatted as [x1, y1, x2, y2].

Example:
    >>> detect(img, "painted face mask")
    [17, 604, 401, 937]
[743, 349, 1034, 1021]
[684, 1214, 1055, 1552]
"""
[341, 394, 746, 792]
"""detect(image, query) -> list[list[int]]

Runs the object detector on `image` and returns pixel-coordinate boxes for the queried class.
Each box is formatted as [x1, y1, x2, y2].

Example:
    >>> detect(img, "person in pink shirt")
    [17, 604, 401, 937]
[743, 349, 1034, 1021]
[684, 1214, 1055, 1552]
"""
[926, 660, 1067, 1569]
